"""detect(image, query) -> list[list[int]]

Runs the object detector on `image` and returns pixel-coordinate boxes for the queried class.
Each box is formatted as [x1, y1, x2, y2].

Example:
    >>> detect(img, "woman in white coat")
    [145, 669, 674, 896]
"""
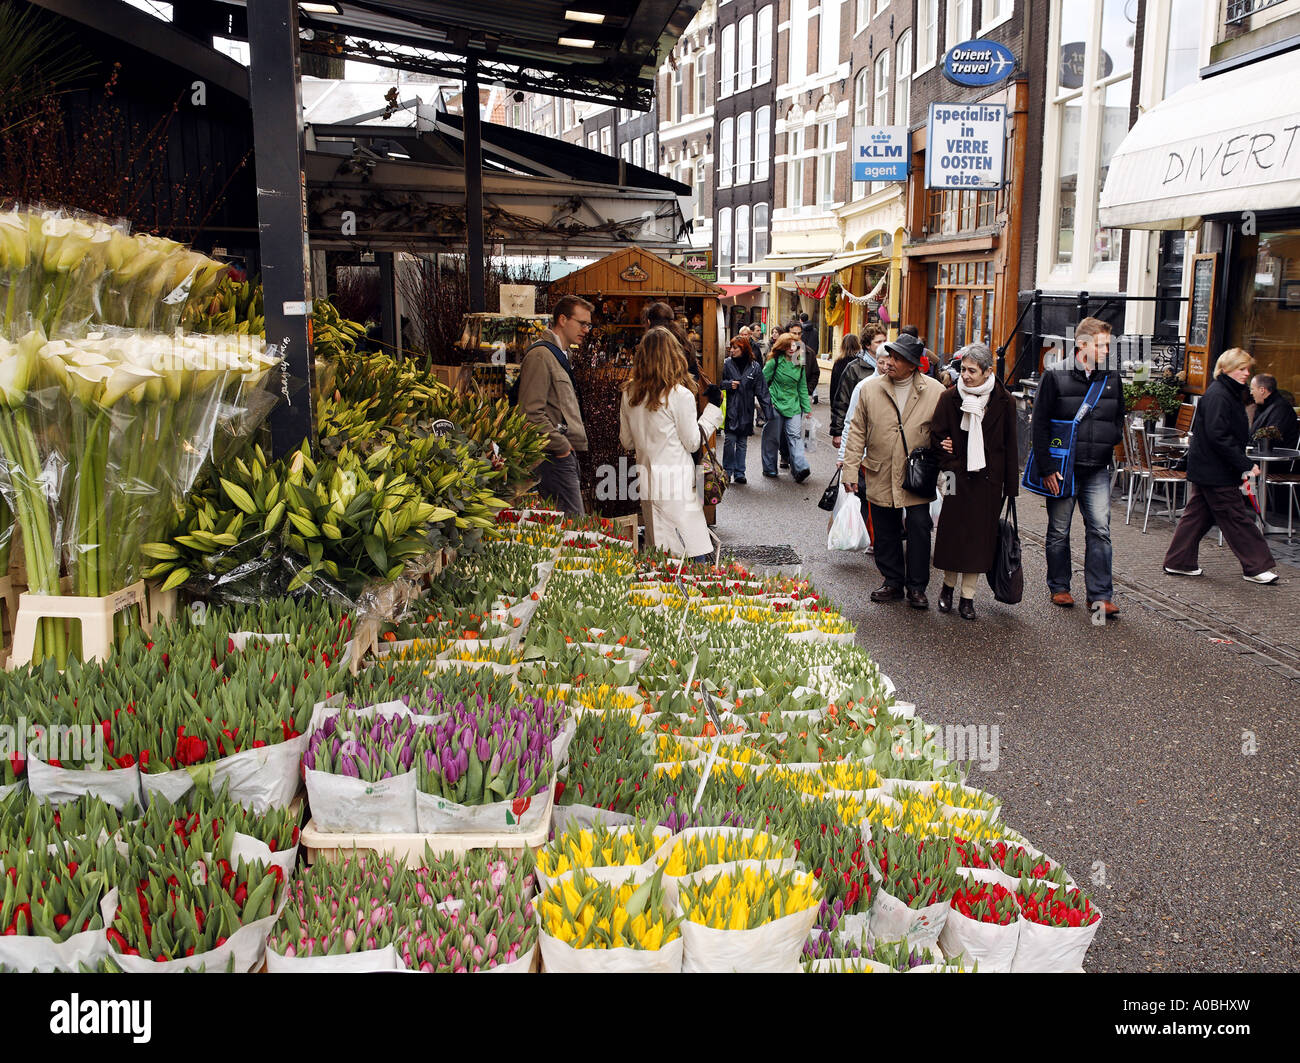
[619, 327, 725, 561]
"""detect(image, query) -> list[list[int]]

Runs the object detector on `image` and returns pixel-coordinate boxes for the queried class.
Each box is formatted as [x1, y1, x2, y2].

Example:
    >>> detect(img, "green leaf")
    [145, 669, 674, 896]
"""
[139, 542, 182, 560]
[220, 478, 258, 515]
[362, 534, 387, 573]
[160, 567, 191, 592]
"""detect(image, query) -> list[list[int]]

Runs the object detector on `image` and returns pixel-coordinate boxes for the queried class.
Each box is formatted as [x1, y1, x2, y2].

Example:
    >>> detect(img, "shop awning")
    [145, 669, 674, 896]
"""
[739, 253, 823, 273]
[1098, 52, 1300, 230]
[793, 248, 888, 278]
[718, 284, 760, 299]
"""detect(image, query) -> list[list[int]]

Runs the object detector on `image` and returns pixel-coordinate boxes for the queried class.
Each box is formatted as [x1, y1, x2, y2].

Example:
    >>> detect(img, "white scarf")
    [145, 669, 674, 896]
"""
[957, 374, 996, 472]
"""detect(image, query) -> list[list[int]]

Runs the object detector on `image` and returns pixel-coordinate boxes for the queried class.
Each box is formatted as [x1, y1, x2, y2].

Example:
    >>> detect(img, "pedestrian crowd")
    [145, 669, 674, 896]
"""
[518, 296, 1286, 607]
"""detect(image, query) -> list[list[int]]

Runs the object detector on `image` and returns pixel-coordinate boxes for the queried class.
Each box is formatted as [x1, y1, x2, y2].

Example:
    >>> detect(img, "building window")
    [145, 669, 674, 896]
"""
[720, 23, 736, 98]
[719, 117, 734, 187]
[817, 119, 836, 209]
[621, 141, 631, 163]
[873, 48, 890, 123]
[737, 111, 753, 185]
[947, 0, 974, 51]
[735, 204, 751, 274]
[752, 203, 770, 264]
[931, 259, 997, 356]
[600, 126, 612, 156]
[852, 71, 870, 200]
[695, 53, 708, 113]
[565, 100, 576, 129]
[633, 137, 643, 168]
[672, 65, 683, 122]
[981, 0, 1013, 32]
[895, 30, 912, 125]
[787, 127, 805, 213]
[820, 0, 841, 73]
[1164, 0, 1200, 96]
[694, 163, 708, 221]
[754, 106, 771, 181]
[916, 0, 938, 70]
[756, 6, 773, 85]
[855, 0, 868, 32]
[645, 132, 656, 172]
[738, 14, 754, 92]
[718, 207, 733, 281]
[587, 131, 599, 152]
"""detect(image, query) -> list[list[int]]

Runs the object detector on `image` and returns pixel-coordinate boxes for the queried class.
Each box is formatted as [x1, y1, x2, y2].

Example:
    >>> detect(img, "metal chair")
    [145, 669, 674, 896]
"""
[1265, 472, 1300, 541]
[1125, 421, 1187, 533]
[1174, 403, 1195, 434]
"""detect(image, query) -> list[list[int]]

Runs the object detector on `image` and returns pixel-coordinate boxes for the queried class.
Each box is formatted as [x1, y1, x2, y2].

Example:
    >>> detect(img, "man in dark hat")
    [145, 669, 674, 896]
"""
[841, 332, 945, 608]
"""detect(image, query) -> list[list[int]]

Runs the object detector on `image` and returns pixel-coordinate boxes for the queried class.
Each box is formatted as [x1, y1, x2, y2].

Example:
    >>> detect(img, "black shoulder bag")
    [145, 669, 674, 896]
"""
[987, 497, 1024, 604]
[894, 401, 940, 499]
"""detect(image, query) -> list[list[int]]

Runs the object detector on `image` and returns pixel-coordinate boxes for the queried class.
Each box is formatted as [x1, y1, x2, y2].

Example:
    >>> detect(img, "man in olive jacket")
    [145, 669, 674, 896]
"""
[518, 295, 591, 515]
[842, 333, 945, 609]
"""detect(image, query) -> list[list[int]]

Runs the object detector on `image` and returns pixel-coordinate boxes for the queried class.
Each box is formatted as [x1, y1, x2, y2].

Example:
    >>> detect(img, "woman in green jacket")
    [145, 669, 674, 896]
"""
[761, 333, 812, 482]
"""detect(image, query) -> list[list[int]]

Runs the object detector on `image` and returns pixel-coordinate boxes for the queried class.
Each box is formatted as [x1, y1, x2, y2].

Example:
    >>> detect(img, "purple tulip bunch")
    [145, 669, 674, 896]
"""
[415, 696, 560, 807]
[303, 712, 424, 781]
[656, 792, 748, 833]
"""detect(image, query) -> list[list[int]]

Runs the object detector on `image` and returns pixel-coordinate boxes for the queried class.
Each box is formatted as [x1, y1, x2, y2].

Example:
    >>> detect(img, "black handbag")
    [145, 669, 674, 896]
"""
[987, 497, 1024, 605]
[894, 404, 940, 499]
[817, 467, 842, 511]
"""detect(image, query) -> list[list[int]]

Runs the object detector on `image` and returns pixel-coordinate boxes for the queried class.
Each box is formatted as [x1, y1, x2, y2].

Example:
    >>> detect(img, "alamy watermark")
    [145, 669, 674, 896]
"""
[0, 717, 104, 770]
[595, 457, 714, 505]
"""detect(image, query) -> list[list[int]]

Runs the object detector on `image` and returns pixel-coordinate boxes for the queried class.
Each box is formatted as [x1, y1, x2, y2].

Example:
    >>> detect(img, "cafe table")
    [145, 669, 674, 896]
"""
[1245, 447, 1300, 535]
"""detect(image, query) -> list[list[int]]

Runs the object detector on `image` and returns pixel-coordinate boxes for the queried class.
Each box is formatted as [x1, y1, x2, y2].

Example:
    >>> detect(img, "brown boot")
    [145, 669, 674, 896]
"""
[1050, 591, 1075, 608]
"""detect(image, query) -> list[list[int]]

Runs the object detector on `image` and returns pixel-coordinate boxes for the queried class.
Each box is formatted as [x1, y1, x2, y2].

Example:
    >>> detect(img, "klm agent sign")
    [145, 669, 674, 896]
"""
[852, 126, 908, 182]
[925, 103, 1007, 190]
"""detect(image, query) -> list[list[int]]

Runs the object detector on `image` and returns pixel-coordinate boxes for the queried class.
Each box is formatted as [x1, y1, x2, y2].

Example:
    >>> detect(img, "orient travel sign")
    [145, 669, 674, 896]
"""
[942, 40, 1016, 88]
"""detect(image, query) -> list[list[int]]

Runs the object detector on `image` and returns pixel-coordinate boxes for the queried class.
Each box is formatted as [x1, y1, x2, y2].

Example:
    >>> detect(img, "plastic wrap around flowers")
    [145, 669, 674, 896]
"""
[303, 696, 561, 807]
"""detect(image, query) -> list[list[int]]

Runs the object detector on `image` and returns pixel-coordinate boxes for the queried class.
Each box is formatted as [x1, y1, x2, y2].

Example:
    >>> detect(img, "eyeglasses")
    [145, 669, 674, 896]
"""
[573, 319, 593, 331]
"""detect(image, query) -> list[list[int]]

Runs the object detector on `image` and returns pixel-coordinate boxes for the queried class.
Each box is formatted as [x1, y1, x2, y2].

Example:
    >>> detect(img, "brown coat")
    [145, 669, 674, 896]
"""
[931, 379, 1019, 574]
[517, 331, 587, 456]
[841, 371, 945, 508]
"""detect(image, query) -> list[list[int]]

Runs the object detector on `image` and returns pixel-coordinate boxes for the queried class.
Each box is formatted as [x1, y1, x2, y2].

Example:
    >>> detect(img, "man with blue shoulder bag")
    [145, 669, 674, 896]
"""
[1026, 318, 1125, 619]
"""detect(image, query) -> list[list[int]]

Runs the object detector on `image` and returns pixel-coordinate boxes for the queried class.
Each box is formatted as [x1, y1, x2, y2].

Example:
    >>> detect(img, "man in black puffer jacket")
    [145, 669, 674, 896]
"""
[1164, 350, 1277, 583]
[1030, 317, 1125, 619]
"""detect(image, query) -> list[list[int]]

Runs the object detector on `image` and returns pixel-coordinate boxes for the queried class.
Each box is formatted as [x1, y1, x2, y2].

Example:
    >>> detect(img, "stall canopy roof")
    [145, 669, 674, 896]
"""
[209, 0, 703, 108]
[1098, 51, 1300, 231]
[718, 284, 759, 299]
[739, 253, 824, 273]
[793, 248, 886, 278]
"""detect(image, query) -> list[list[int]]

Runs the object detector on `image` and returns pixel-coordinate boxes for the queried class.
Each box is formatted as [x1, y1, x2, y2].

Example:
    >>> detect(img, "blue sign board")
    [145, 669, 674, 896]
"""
[852, 126, 909, 182]
[942, 39, 1016, 87]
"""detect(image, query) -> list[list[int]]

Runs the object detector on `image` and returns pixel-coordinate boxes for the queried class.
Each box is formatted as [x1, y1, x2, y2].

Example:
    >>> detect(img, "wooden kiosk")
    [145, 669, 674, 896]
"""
[546, 247, 725, 381]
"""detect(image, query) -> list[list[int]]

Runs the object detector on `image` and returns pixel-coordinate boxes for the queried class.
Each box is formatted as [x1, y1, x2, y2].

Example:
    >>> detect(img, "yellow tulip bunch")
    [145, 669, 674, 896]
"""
[770, 768, 827, 799]
[538, 822, 664, 879]
[815, 615, 854, 634]
[658, 831, 794, 877]
[381, 638, 450, 661]
[541, 873, 680, 950]
[935, 812, 1013, 845]
[819, 762, 879, 791]
[933, 784, 1002, 816]
[680, 868, 821, 931]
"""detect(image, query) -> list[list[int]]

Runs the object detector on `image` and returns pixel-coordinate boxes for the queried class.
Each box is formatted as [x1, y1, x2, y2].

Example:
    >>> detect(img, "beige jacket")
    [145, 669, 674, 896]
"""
[841, 371, 944, 508]
[518, 330, 587, 456]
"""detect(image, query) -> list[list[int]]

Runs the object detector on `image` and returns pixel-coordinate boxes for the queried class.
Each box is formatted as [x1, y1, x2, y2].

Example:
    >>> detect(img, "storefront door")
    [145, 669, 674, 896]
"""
[926, 260, 996, 360]
[1228, 214, 1300, 400]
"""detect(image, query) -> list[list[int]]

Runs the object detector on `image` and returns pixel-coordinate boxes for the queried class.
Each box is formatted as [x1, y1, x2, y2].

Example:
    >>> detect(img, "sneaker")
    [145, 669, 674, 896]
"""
[779, 461, 790, 469]
[733, 476, 747, 485]
[1244, 571, 1280, 584]
[1163, 566, 1203, 576]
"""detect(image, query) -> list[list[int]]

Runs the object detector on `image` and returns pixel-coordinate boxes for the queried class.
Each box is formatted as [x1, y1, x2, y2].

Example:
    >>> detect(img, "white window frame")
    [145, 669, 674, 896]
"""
[694, 163, 708, 221]
[645, 132, 656, 172]
[915, 0, 939, 75]
[695, 53, 708, 114]
[756, 6, 774, 85]
[852, 70, 870, 201]
[817, 118, 836, 209]
[600, 126, 612, 156]
[787, 126, 805, 213]
[717, 207, 733, 281]
[672, 64, 683, 123]
[738, 14, 754, 92]
[855, 0, 868, 36]
[873, 48, 890, 124]
[720, 23, 736, 99]
[737, 111, 753, 185]
[586, 131, 599, 152]
[735, 204, 751, 275]
[895, 29, 912, 125]
[633, 137, 643, 168]
[752, 203, 770, 264]
[719, 116, 735, 187]
[754, 106, 772, 181]
[979, 0, 1014, 34]
[947, 0, 975, 52]
[621, 141, 631, 163]
[819, 0, 841, 74]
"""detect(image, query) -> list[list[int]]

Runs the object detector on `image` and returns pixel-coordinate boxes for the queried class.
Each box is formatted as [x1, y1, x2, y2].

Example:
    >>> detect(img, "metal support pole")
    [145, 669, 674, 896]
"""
[464, 58, 486, 313]
[378, 251, 400, 357]
[1031, 288, 1043, 375]
[247, 0, 315, 457]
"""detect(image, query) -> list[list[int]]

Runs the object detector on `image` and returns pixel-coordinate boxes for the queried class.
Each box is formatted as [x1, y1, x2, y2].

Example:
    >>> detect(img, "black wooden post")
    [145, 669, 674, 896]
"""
[464, 57, 486, 313]
[247, 0, 315, 456]
[378, 251, 401, 357]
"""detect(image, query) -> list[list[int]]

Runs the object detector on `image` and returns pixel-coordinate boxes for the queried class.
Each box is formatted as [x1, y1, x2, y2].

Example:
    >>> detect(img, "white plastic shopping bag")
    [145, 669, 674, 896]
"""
[827, 489, 870, 552]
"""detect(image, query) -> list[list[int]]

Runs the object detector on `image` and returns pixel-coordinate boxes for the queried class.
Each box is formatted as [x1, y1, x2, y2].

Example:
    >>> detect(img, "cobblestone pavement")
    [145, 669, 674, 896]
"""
[713, 383, 1300, 973]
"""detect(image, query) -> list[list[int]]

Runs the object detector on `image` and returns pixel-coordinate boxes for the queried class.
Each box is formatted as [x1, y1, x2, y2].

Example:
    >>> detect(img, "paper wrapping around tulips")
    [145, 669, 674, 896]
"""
[415, 778, 554, 835]
[140, 736, 307, 814]
[681, 901, 819, 974]
[0, 890, 118, 974]
[26, 756, 141, 811]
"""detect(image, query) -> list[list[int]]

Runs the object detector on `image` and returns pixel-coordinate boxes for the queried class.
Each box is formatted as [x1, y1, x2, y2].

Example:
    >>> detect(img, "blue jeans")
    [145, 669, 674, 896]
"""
[1045, 464, 1113, 602]
[723, 431, 748, 478]
[761, 413, 810, 477]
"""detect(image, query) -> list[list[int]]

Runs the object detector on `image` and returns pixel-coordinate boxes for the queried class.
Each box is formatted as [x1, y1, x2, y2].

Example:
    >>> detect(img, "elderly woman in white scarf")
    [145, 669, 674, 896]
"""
[929, 343, 1019, 620]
